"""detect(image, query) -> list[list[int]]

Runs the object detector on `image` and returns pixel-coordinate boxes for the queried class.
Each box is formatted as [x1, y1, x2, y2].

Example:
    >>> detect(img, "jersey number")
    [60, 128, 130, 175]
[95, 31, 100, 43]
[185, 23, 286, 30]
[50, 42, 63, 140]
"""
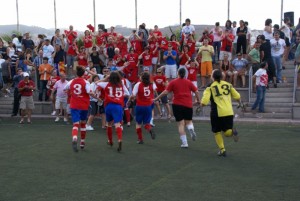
[144, 87, 150, 96]
[73, 84, 82, 95]
[213, 84, 230, 97]
[108, 87, 123, 98]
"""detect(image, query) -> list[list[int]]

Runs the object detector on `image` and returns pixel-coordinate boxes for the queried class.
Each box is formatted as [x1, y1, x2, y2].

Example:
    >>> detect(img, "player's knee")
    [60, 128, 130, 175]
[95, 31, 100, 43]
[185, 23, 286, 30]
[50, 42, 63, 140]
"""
[224, 129, 233, 137]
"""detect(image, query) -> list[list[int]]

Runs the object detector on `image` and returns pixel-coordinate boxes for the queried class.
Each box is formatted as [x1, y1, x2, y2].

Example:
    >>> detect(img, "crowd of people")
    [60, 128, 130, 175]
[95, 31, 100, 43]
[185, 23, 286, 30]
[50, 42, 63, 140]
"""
[1, 16, 300, 156]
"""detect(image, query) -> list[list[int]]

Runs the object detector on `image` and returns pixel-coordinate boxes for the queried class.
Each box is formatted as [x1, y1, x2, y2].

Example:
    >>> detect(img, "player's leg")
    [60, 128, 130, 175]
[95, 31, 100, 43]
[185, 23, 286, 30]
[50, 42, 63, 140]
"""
[173, 104, 188, 148]
[135, 106, 144, 143]
[111, 104, 124, 152]
[86, 102, 96, 131]
[55, 97, 61, 122]
[79, 110, 89, 149]
[211, 114, 226, 156]
[223, 115, 238, 142]
[185, 120, 196, 141]
[70, 109, 80, 152]
[105, 104, 114, 146]
[124, 98, 131, 127]
[144, 105, 155, 140]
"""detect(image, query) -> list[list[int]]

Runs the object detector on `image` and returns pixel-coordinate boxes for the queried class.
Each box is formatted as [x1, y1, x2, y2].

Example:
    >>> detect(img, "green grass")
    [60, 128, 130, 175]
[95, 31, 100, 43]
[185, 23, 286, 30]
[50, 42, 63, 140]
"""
[0, 119, 300, 201]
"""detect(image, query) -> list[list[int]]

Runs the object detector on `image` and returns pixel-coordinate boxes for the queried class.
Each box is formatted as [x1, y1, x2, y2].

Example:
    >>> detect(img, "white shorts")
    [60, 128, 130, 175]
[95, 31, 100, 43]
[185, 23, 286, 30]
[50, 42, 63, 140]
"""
[152, 57, 158, 65]
[219, 51, 232, 61]
[55, 97, 68, 110]
[143, 66, 153, 74]
[165, 64, 177, 79]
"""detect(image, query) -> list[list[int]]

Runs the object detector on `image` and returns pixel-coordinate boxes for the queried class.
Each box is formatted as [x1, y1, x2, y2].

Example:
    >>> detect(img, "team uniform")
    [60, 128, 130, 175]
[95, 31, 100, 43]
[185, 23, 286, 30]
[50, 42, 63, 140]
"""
[97, 82, 130, 148]
[132, 82, 157, 143]
[64, 77, 91, 152]
[201, 80, 240, 156]
[122, 78, 132, 126]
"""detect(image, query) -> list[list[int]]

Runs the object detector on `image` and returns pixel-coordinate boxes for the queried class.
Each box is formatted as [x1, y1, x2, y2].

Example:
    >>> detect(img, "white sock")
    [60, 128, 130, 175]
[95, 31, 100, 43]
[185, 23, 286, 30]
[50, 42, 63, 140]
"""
[186, 124, 194, 130]
[180, 135, 187, 144]
[150, 118, 154, 124]
[72, 136, 77, 141]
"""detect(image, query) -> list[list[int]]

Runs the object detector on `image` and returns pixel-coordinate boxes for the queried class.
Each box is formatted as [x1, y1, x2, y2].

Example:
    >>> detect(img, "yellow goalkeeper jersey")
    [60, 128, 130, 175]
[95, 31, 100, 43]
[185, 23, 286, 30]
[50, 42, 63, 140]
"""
[201, 80, 241, 117]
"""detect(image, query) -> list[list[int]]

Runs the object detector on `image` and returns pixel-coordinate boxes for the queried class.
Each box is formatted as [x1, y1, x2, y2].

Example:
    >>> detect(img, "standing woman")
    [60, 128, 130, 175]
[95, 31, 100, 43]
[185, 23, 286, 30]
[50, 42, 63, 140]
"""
[83, 30, 93, 55]
[97, 71, 130, 152]
[128, 72, 156, 144]
[155, 68, 201, 148]
[263, 19, 273, 41]
[236, 20, 248, 58]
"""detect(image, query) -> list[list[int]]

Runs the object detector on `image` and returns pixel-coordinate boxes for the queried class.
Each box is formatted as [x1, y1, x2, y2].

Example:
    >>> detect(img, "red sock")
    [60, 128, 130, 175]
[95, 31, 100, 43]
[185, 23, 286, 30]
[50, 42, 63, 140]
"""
[80, 123, 86, 140]
[116, 127, 123, 141]
[124, 109, 131, 123]
[136, 128, 143, 141]
[144, 124, 151, 132]
[107, 126, 113, 143]
[72, 123, 79, 138]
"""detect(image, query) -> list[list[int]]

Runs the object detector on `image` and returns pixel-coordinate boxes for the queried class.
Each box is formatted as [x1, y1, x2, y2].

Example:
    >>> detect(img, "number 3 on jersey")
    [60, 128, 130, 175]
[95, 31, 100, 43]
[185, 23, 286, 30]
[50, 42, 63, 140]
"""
[108, 86, 123, 98]
[73, 84, 82, 95]
[213, 84, 230, 97]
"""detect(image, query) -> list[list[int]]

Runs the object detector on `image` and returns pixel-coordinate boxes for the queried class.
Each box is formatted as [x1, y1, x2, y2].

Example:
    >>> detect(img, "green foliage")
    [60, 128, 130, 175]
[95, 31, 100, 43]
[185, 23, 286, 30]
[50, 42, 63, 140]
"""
[1, 31, 23, 43]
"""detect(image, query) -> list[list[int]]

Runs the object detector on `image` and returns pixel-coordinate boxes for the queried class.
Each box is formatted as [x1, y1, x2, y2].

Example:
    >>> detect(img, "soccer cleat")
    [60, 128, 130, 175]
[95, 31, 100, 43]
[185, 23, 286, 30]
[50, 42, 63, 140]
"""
[188, 129, 197, 141]
[218, 149, 226, 157]
[80, 141, 85, 149]
[232, 128, 239, 142]
[180, 143, 189, 148]
[149, 128, 156, 140]
[86, 125, 94, 131]
[137, 140, 144, 144]
[63, 118, 68, 122]
[72, 139, 78, 152]
[55, 117, 60, 122]
[117, 141, 122, 152]
[107, 141, 113, 147]
[51, 111, 56, 116]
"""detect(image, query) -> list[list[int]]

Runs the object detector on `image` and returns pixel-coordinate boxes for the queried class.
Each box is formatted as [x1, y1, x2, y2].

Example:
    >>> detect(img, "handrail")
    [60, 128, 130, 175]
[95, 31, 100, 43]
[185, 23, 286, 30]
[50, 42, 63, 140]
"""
[292, 64, 298, 104]
[248, 66, 253, 103]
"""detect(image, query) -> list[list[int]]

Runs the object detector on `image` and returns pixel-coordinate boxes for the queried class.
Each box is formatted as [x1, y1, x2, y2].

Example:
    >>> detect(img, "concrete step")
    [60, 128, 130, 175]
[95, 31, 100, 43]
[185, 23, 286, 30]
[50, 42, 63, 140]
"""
[250, 97, 293, 103]
[251, 92, 293, 98]
[243, 112, 292, 119]
[245, 106, 292, 113]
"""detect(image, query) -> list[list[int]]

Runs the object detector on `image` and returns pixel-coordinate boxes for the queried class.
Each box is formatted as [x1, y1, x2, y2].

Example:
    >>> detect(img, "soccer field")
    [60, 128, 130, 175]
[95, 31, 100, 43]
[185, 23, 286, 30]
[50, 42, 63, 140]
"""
[0, 119, 299, 201]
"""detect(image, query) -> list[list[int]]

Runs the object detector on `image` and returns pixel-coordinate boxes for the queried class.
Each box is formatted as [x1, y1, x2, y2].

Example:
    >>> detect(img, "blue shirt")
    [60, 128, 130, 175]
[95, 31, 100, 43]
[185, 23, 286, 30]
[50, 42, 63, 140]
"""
[164, 50, 177, 65]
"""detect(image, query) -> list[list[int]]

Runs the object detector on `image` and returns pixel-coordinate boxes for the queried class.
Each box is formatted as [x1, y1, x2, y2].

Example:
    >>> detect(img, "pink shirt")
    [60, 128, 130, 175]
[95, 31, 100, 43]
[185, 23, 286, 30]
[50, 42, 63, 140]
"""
[53, 80, 69, 98]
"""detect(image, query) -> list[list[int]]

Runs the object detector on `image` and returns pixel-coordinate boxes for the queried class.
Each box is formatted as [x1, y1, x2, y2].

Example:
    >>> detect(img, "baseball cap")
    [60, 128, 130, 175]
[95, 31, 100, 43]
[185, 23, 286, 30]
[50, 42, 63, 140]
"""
[23, 72, 29, 77]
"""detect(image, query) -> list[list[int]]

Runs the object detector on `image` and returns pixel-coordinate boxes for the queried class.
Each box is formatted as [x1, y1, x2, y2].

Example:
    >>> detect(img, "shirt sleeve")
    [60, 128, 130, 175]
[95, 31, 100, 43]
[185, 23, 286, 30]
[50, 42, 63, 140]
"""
[85, 81, 91, 93]
[201, 87, 211, 105]
[132, 82, 140, 96]
[230, 86, 241, 100]
[97, 82, 108, 88]
[123, 85, 130, 96]
[152, 83, 157, 91]
[64, 80, 72, 90]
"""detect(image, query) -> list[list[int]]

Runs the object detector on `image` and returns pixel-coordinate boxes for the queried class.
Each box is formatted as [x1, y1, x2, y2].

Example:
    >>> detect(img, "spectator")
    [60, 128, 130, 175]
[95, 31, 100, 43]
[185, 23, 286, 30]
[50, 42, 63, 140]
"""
[248, 42, 261, 74]
[245, 21, 252, 52]
[11, 68, 23, 116]
[295, 36, 300, 87]
[184, 33, 196, 58]
[33, 50, 43, 89]
[66, 39, 77, 76]
[52, 44, 65, 75]
[225, 20, 233, 33]
[232, 21, 238, 57]
[138, 24, 148, 49]
[83, 30, 93, 55]
[42, 39, 54, 65]
[1, 57, 12, 97]
[163, 43, 177, 81]
[138, 46, 153, 74]
[211, 22, 223, 63]
[0, 38, 7, 59]
[90, 46, 102, 74]
[76, 46, 88, 68]
[280, 17, 292, 61]
[236, 20, 248, 58]
[263, 19, 273, 41]
[18, 72, 35, 124]
[231, 52, 248, 87]
[220, 53, 236, 83]
[273, 24, 285, 39]
[47, 70, 60, 115]
[21, 32, 35, 53]
[220, 29, 234, 61]
[198, 29, 214, 46]
[6, 41, 16, 58]
[38, 57, 53, 101]
[12, 34, 22, 52]
[51, 29, 65, 50]
[148, 29, 161, 70]
[181, 18, 195, 44]
[95, 29, 107, 48]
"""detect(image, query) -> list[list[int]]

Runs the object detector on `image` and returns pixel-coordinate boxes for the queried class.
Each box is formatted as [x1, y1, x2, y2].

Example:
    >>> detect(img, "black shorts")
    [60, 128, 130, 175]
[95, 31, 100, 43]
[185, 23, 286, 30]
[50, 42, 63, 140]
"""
[211, 114, 234, 133]
[172, 104, 193, 122]
[88, 101, 98, 116]
[265, 58, 276, 79]
[2, 76, 11, 84]
[285, 37, 290, 47]
[157, 92, 168, 104]
[98, 105, 105, 114]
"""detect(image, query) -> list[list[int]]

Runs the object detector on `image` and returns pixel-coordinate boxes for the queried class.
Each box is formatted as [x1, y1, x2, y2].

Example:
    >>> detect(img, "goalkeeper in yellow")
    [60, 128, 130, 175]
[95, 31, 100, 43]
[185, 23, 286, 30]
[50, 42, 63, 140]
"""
[201, 69, 240, 157]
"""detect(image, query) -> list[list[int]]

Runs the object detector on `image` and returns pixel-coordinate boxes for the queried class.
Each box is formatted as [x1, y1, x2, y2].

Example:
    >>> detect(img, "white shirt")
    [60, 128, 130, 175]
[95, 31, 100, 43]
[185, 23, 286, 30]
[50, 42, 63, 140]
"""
[255, 68, 268, 86]
[270, 38, 286, 57]
[53, 79, 69, 98]
[282, 23, 291, 42]
[182, 25, 195, 36]
[233, 27, 238, 43]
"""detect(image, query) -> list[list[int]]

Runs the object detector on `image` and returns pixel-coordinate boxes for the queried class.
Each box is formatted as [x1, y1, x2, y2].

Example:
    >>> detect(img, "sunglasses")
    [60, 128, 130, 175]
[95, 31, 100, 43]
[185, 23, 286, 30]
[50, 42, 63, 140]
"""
[103, 70, 109, 72]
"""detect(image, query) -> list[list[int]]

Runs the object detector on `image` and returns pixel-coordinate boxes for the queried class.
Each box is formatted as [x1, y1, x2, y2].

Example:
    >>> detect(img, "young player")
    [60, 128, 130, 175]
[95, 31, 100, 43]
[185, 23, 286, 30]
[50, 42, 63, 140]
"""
[155, 68, 201, 148]
[64, 67, 92, 152]
[128, 72, 156, 144]
[201, 69, 240, 157]
[185, 58, 199, 89]
[97, 71, 130, 152]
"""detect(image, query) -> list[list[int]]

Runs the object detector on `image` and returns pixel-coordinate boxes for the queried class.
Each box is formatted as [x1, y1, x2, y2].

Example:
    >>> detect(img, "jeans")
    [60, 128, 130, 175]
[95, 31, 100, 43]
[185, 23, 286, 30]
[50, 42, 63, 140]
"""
[213, 41, 221, 63]
[12, 88, 21, 115]
[66, 55, 75, 68]
[39, 80, 49, 101]
[272, 55, 282, 82]
[251, 85, 266, 112]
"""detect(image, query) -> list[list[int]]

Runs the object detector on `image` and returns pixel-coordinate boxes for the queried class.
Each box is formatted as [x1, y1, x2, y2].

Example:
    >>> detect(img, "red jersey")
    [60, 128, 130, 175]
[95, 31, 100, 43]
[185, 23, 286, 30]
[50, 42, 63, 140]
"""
[18, 80, 35, 96]
[113, 54, 125, 67]
[153, 30, 162, 38]
[96, 86, 105, 100]
[149, 40, 159, 57]
[130, 39, 143, 55]
[96, 34, 107, 46]
[179, 51, 192, 65]
[159, 37, 168, 51]
[65, 30, 78, 44]
[187, 65, 198, 81]
[98, 82, 127, 107]
[77, 52, 88, 66]
[186, 39, 196, 55]
[124, 53, 139, 82]
[220, 34, 234, 52]
[142, 53, 152, 66]
[83, 35, 93, 48]
[67, 43, 77, 56]
[132, 82, 156, 106]
[116, 40, 128, 55]
[67, 78, 91, 110]
[166, 78, 197, 108]
[153, 75, 167, 92]
[48, 76, 60, 90]
[169, 41, 179, 53]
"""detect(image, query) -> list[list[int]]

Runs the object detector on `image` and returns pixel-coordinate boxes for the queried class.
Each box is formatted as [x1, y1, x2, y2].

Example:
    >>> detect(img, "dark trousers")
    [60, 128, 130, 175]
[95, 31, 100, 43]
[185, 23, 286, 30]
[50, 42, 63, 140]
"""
[39, 80, 49, 101]
[12, 88, 21, 115]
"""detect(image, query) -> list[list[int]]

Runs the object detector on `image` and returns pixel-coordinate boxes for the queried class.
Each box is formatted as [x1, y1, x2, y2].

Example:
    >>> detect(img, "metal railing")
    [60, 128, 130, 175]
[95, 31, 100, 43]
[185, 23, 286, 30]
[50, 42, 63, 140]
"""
[248, 66, 253, 103]
[292, 64, 298, 104]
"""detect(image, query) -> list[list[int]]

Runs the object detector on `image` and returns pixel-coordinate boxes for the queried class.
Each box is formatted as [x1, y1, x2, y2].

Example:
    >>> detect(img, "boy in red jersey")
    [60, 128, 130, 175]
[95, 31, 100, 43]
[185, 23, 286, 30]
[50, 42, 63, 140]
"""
[64, 67, 93, 152]
[96, 71, 130, 152]
[185, 58, 199, 89]
[128, 72, 156, 144]
[155, 68, 201, 148]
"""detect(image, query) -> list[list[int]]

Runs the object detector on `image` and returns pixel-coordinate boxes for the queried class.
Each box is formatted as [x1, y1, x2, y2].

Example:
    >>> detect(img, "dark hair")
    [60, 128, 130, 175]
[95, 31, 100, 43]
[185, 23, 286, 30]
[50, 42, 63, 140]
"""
[260, 62, 267, 68]
[215, 22, 220, 26]
[170, 34, 176, 41]
[245, 21, 248, 26]
[273, 24, 280, 29]
[43, 57, 49, 60]
[182, 23, 186, 27]
[265, 19, 272, 26]
[109, 71, 121, 86]
[212, 69, 222, 83]
[284, 17, 290, 23]
[225, 20, 232, 28]
[185, 18, 191, 23]
[141, 72, 151, 85]
[178, 68, 186, 78]
[76, 66, 85, 77]
[92, 75, 99, 82]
